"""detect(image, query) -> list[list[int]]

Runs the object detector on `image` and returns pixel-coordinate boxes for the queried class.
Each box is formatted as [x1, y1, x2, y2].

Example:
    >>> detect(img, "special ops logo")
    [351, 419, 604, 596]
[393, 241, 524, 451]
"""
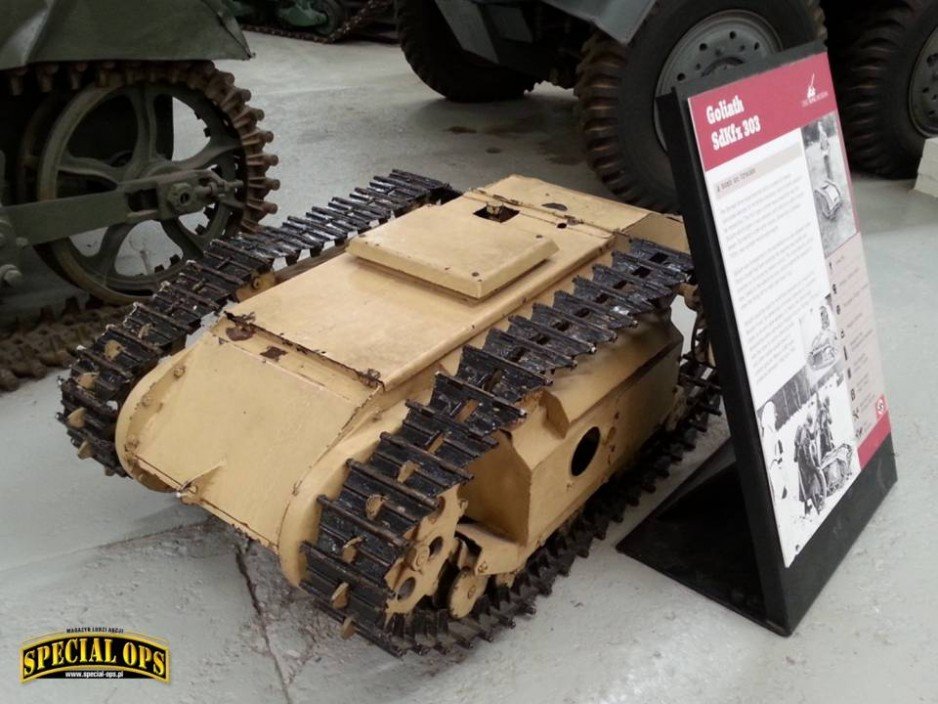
[20, 628, 169, 683]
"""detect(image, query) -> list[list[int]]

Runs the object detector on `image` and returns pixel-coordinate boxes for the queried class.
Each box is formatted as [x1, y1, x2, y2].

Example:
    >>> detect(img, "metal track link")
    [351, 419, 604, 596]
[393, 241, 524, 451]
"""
[300, 239, 723, 655]
[58, 171, 459, 475]
[0, 304, 128, 393]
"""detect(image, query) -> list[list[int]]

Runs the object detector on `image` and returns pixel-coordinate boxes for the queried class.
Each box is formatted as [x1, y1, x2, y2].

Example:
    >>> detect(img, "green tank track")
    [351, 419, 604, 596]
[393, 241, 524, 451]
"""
[1, 59, 280, 393]
[0, 303, 127, 393]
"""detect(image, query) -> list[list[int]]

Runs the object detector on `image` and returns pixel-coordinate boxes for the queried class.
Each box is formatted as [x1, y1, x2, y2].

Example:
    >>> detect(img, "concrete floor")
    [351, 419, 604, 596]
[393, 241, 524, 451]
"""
[2, 34, 938, 703]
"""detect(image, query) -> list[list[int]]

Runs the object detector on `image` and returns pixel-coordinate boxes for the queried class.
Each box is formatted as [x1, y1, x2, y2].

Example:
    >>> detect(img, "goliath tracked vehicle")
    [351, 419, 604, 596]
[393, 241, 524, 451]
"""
[0, 0, 279, 390]
[60, 172, 720, 655]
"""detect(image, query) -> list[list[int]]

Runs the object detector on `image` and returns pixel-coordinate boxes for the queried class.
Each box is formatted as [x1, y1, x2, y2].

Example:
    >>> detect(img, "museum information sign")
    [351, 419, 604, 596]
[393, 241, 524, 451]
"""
[621, 44, 897, 634]
[686, 51, 891, 565]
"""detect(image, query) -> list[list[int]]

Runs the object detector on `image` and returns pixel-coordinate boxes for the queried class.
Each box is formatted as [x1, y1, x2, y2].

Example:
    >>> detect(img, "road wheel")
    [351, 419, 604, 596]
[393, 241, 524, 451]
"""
[24, 63, 277, 305]
[395, 0, 536, 102]
[830, 1, 938, 178]
[576, 0, 826, 212]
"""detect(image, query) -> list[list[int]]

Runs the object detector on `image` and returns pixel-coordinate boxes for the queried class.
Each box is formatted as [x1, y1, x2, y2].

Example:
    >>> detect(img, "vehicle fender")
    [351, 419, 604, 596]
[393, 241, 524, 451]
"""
[539, 0, 657, 43]
[0, 0, 251, 71]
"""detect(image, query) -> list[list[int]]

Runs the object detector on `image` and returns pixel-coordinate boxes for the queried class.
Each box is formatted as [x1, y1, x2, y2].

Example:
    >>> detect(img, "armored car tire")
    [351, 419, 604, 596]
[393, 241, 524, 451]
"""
[395, 0, 536, 102]
[576, 0, 827, 212]
[829, 0, 938, 178]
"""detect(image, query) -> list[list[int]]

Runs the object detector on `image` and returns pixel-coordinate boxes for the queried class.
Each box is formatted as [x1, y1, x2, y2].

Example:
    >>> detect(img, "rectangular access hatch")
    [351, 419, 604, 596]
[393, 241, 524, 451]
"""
[347, 205, 558, 300]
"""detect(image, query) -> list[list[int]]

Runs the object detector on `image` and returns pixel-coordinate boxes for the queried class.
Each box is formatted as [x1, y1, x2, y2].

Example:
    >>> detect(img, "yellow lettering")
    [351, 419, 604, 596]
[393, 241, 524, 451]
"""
[51, 641, 64, 666]
[123, 641, 136, 666]
[79, 637, 87, 662]
[22, 650, 35, 676]
[152, 650, 165, 677]
[105, 638, 116, 663]
[137, 645, 152, 671]
[64, 640, 77, 663]
[90, 638, 103, 663]
[36, 645, 50, 670]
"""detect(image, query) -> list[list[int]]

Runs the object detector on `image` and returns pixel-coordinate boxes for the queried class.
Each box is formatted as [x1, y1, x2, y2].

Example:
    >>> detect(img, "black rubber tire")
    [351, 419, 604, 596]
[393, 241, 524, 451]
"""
[575, 0, 827, 212]
[829, 0, 938, 178]
[395, 0, 536, 102]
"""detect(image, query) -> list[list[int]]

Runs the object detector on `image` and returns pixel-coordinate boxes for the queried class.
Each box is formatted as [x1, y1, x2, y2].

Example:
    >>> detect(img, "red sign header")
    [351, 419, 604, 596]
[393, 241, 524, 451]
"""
[688, 53, 839, 171]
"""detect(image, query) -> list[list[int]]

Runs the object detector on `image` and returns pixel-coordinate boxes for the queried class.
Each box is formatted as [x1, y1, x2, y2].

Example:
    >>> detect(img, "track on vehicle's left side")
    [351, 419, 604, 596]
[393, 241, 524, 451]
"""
[59, 171, 459, 474]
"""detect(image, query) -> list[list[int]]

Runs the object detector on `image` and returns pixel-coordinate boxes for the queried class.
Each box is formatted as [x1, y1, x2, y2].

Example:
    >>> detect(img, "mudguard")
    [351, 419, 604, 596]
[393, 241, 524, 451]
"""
[465, 0, 656, 44]
[0, 0, 251, 71]
[539, 0, 656, 43]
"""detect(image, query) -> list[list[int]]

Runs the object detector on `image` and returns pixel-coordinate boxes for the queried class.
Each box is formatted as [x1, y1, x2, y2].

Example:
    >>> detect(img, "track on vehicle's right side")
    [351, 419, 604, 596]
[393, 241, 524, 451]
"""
[302, 237, 721, 655]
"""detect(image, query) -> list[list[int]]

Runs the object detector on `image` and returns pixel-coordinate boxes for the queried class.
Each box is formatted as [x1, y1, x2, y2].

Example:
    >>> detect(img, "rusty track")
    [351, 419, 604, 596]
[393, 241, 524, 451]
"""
[1, 59, 280, 393]
[4, 59, 279, 235]
[0, 303, 128, 393]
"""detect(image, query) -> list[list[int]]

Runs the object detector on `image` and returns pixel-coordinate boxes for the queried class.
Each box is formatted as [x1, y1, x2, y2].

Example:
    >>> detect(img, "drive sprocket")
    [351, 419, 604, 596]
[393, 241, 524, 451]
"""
[12, 60, 280, 304]
[0, 59, 280, 392]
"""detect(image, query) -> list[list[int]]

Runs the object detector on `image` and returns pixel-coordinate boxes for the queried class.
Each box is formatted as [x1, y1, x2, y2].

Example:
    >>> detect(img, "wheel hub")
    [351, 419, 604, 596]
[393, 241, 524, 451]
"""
[33, 79, 244, 302]
[910, 26, 938, 136]
[654, 11, 783, 144]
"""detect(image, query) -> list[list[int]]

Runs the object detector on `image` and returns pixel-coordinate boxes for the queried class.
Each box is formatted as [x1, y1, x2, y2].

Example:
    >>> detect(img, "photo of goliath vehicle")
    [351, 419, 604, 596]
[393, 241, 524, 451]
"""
[395, 0, 938, 211]
[0, 0, 926, 694]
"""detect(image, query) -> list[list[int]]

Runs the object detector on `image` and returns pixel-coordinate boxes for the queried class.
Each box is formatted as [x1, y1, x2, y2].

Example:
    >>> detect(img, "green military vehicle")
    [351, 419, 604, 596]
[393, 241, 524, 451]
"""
[0, 0, 279, 389]
[395, 0, 938, 211]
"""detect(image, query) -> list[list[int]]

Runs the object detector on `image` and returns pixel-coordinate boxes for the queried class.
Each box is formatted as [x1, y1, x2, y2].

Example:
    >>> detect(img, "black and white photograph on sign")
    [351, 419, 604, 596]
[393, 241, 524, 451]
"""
[801, 114, 857, 256]
[758, 296, 857, 565]
[801, 295, 846, 388]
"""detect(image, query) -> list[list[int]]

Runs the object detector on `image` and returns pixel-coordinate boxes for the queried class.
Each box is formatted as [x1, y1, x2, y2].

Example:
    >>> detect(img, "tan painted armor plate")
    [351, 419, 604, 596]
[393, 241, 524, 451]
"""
[347, 205, 559, 300]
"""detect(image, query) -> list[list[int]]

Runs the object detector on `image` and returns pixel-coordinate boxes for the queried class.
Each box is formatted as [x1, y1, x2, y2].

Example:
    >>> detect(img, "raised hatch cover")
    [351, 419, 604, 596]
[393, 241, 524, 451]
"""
[347, 205, 559, 300]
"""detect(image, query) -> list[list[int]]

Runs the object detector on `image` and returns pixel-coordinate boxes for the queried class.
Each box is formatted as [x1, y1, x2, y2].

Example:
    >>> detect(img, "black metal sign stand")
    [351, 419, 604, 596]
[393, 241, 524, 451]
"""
[618, 43, 897, 636]
[621, 440, 784, 632]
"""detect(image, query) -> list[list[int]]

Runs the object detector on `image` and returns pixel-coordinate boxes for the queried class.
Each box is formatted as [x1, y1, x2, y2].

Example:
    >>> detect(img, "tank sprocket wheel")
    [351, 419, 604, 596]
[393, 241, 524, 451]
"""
[0, 60, 279, 394]
[12, 61, 279, 304]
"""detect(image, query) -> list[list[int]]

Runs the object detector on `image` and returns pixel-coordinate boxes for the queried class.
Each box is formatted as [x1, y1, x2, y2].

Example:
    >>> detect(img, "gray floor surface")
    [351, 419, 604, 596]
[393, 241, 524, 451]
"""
[2, 33, 937, 703]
